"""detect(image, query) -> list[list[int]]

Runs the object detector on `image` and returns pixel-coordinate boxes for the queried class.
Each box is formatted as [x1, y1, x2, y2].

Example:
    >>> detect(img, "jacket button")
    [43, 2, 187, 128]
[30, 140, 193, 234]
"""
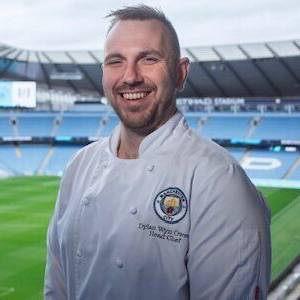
[82, 198, 90, 206]
[130, 207, 137, 215]
[147, 165, 154, 172]
[115, 258, 123, 268]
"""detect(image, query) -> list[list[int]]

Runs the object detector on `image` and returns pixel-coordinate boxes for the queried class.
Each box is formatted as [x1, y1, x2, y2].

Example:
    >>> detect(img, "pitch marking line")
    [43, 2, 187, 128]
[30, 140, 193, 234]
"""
[0, 287, 15, 298]
[272, 194, 300, 222]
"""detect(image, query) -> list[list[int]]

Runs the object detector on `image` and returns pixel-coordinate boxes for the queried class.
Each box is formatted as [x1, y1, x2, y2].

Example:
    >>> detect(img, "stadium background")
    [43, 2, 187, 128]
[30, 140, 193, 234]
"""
[1, 5, 300, 300]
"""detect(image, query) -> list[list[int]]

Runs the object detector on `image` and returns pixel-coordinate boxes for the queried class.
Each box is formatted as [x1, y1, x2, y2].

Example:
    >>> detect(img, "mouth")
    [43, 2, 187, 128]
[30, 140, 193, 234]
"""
[119, 90, 152, 101]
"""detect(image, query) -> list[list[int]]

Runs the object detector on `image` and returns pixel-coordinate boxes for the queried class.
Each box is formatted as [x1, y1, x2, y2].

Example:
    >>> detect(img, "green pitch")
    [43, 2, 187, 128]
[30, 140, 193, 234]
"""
[0, 176, 59, 300]
[0, 177, 300, 299]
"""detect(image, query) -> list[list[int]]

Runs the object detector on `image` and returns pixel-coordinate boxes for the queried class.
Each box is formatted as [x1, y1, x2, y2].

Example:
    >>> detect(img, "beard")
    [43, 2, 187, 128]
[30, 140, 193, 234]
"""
[111, 97, 163, 135]
[107, 91, 176, 136]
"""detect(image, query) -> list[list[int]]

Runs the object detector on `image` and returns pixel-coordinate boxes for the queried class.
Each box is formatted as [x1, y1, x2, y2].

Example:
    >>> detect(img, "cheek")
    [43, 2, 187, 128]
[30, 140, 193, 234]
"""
[156, 76, 176, 94]
[102, 75, 109, 92]
[102, 72, 118, 92]
[152, 67, 175, 88]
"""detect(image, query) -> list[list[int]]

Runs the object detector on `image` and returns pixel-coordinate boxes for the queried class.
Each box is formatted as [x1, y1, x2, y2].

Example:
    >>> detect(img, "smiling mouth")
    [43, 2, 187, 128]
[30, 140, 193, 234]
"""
[120, 91, 152, 100]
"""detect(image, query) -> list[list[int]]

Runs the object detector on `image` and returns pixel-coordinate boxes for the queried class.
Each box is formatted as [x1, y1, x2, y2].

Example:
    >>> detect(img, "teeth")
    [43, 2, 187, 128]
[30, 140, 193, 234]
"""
[122, 92, 149, 100]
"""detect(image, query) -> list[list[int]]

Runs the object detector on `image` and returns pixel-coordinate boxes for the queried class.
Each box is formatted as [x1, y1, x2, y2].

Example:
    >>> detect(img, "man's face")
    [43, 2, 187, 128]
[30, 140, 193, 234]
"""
[102, 19, 189, 134]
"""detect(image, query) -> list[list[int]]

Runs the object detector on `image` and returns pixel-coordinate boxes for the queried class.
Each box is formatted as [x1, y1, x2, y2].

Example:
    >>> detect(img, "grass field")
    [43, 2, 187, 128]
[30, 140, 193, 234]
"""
[0, 176, 300, 299]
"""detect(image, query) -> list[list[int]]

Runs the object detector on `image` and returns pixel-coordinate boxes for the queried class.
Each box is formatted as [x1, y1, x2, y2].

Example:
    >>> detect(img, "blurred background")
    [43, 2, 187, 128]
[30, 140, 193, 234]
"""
[0, 0, 300, 299]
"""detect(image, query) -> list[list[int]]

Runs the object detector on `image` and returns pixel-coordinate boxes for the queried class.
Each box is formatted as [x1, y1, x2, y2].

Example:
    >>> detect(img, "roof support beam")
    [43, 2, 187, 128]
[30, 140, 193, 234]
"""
[238, 45, 282, 96]
[266, 43, 300, 84]
[88, 51, 105, 96]
[1, 48, 18, 58]
[65, 52, 102, 97]
[185, 76, 203, 97]
[24, 51, 30, 79]
[42, 52, 79, 94]
[212, 47, 254, 96]
[0, 45, 9, 52]
[36, 52, 52, 90]
[186, 48, 228, 97]
[15, 51, 30, 81]
[0, 50, 22, 78]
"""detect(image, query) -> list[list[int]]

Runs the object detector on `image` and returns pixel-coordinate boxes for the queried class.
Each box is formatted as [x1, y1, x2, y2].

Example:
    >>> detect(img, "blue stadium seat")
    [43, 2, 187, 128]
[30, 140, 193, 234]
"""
[99, 115, 119, 137]
[56, 116, 101, 137]
[0, 111, 299, 180]
[17, 116, 55, 136]
[185, 116, 200, 130]
[200, 116, 251, 139]
[0, 145, 49, 175]
[0, 157, 13, 176]
[0, 116, 14, 136]
[45, 146, 82, 176]
[288, 162, 300, 180]
[251, 117, 300, 140]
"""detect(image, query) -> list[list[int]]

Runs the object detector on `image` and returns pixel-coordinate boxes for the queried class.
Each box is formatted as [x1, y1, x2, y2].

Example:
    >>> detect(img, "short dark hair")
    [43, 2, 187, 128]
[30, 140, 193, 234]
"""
[105, 4, 180, 62]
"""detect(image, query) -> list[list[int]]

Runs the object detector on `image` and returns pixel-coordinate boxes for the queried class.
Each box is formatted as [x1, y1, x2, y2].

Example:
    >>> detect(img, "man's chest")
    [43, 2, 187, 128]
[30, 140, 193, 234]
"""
[60, 157, 195, 260]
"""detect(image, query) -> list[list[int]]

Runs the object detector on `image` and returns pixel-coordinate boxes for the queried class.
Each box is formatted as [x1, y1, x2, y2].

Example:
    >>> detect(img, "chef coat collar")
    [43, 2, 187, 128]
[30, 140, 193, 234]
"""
[109, 111, 184, 159]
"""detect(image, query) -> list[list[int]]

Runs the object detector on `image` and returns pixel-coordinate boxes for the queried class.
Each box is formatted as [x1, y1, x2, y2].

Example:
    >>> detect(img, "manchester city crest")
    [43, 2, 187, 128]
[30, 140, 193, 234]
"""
[154, 187, 188, 224]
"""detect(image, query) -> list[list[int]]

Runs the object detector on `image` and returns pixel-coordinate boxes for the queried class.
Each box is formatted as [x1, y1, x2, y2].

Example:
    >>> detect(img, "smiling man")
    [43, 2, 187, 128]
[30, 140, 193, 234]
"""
[44, 5, 271, 300]
[102, 9, 188, 158]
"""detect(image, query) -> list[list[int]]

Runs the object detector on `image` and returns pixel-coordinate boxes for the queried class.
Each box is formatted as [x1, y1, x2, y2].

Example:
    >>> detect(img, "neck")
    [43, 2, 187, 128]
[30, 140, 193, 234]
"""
[117, 126, 145, 159]
[117, 108, 177, 159]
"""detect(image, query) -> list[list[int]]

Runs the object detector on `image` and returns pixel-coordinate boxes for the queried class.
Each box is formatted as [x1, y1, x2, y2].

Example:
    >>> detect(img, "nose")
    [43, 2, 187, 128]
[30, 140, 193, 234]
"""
[122, 62, 143, 86]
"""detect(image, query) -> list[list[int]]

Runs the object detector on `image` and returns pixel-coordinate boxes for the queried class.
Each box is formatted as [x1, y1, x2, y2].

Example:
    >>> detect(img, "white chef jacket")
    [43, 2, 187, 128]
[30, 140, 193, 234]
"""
[44, 111, 271, 300]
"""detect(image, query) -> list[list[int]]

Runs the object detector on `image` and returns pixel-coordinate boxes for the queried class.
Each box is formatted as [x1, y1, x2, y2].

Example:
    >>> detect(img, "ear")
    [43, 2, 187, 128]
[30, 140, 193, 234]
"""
[176, 57, 190, 91]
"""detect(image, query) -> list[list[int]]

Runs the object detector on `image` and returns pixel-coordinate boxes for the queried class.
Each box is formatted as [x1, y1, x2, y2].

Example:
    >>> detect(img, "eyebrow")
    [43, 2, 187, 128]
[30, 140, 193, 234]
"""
[104, 53, 125, 63]
[104, 49, 164, 63]
[139, 49, 163, 57]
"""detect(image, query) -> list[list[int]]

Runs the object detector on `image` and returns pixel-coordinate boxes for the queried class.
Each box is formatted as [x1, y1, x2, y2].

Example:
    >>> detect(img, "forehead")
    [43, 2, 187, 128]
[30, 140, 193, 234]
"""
[104, 19, 171, 56]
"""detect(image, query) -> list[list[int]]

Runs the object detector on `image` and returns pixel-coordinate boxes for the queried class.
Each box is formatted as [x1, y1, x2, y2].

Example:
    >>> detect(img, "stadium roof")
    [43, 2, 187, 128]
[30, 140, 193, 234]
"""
[1, 39, 300, 98]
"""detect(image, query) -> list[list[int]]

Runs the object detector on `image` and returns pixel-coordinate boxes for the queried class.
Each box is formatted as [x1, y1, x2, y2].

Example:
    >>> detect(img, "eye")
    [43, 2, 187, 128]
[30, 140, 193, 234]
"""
[105, 59, 122, 67]
[142, 56, 159, 64]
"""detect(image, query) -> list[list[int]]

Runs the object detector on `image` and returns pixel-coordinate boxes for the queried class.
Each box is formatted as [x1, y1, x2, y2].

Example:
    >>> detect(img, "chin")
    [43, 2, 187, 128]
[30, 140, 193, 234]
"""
[120, 111, 157, 132]
[122, 116, 151, 130]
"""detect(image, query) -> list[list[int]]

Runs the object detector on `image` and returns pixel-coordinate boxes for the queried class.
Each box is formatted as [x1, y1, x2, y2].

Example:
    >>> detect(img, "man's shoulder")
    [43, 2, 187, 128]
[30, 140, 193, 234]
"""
[182, 127, 238, 171]
[185, 129, 268, 216]
[64, 137, 109, 174]
[57, 137, 109, 200]
[183, 129, 260, 201]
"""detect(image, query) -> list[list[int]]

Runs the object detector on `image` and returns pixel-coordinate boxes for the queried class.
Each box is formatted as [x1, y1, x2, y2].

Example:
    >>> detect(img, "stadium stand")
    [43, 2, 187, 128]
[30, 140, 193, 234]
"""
[0, 145, 18, 173]
[0, 155, 13, 176]
[200, 116, 252, 139]
[19, 145, 50, 175]
[99, 114, 119, 137]
[0, 116, 14, 136]
[250, 116, 300, 140]
[44, 146, 82, 176]
[1, 110, 299, 180]
[288, 158, 300, 180]
[56, 115, 101, 137]
[0, 144, 49, 175]
[185, 115, 200, 131]
[17, 114, 55, 137]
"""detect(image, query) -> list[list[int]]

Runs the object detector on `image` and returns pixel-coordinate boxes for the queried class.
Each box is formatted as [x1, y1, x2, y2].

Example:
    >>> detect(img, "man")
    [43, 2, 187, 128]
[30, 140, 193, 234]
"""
[44, 5, 271, 300]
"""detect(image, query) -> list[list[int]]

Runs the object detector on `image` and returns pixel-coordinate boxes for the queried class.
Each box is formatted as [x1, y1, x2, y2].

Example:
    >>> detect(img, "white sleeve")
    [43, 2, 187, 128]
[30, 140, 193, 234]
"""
[44, 146, 85, 299]
[44, 184, 67, 300]
[187, 163, 271, 300]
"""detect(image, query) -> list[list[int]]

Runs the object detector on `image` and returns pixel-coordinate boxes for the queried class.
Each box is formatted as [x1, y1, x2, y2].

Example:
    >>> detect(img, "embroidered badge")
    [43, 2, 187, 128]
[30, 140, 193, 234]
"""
[154, 187, 188, 224]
